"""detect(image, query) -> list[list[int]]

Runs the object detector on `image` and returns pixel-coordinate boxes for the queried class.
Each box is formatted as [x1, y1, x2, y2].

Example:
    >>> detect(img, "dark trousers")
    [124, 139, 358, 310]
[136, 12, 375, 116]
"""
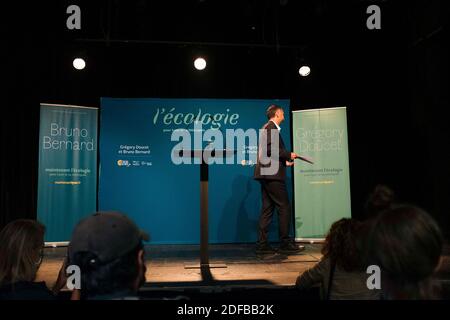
[258, 179, 291, 245]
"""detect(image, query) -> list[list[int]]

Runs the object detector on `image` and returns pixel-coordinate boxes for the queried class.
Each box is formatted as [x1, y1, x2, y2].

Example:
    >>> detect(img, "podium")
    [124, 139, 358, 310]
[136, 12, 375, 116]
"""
[177, 149, 236, 270]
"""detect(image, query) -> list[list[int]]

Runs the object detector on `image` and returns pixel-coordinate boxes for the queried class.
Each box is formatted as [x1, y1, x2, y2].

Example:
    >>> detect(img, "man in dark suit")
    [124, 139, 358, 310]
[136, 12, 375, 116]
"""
[254, 105, 305, 254]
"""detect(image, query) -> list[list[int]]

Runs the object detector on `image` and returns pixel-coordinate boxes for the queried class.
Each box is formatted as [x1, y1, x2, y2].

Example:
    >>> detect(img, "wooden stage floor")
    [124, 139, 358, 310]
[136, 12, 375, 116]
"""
[36, 243, 324, 289]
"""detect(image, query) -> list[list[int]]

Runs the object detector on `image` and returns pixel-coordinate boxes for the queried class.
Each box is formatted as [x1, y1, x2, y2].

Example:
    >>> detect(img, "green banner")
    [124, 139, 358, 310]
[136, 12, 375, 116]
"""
[37, 104, 98, 242]
[292, 107, 351, 239]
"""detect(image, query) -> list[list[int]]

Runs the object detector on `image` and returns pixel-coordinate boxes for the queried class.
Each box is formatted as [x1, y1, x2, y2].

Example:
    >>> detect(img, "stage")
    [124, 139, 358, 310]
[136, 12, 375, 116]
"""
[35, 242, 450, 300]
[37, 243, 323, 294]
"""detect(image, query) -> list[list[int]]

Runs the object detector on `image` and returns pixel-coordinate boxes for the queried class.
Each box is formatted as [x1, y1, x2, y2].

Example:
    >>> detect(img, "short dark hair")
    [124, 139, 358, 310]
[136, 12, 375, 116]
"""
[266, 105, 282, 120]
[70, 242, 144, 297]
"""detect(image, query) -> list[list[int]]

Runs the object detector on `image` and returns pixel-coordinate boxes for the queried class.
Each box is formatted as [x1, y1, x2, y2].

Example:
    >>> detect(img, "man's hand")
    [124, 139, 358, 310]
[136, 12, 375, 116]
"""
[290, 152, 298, 160]
[286, 161, 294, 167]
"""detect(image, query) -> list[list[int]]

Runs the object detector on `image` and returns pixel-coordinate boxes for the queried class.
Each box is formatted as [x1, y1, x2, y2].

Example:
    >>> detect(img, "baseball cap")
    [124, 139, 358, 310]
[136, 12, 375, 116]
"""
[68, 211, 149, 264]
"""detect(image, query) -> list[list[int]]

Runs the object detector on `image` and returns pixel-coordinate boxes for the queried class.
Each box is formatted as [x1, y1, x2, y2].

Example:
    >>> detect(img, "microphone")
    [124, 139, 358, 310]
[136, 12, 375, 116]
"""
[294, 155, 314, 164]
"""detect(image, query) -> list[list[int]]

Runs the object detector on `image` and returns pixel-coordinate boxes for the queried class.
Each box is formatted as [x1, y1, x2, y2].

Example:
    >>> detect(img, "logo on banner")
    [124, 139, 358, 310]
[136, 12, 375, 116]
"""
[153, 107, 240, 131]
[117, 160, 131, 167]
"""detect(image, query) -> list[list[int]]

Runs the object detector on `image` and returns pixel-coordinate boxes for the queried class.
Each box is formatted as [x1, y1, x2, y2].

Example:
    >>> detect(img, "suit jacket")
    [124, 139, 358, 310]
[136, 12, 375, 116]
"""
[254, 121, 291, 181]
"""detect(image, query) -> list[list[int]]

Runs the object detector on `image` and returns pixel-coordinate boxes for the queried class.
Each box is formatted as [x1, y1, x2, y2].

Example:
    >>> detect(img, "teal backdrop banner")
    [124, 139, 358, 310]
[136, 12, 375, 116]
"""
[37, 104, 98, 242]
[99, 98, 292, 244]
[292, 107, 351, 239]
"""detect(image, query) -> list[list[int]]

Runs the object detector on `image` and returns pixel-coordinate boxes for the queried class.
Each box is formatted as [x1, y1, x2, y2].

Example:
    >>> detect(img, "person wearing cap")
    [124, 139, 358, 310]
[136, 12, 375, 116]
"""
[254, 105, 305, 255]
[68, 211, 149, 300]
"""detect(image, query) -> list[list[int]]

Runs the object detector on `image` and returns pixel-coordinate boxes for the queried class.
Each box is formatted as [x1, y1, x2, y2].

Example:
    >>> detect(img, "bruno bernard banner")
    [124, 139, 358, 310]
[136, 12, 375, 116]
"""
[37, 104, 98, 242]
[99, 98, 291, 244]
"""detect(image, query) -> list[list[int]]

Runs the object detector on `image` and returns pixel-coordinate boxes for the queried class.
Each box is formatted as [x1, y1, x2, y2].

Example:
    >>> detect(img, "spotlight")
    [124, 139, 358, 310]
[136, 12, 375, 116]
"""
[73, 58, 86, 70]
[299, 65, 311, 77]
[194, 57, 207, 71]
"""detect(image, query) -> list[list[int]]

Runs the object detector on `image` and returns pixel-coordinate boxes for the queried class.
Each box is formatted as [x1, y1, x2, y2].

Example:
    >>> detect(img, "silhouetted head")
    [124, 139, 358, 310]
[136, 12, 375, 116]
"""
[68, 212, 149, 298]
[322, 218, 363, 272]
[0, 220, 45, 285]
[364, 184, 396, 219]
[365, 205, 443, 299]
